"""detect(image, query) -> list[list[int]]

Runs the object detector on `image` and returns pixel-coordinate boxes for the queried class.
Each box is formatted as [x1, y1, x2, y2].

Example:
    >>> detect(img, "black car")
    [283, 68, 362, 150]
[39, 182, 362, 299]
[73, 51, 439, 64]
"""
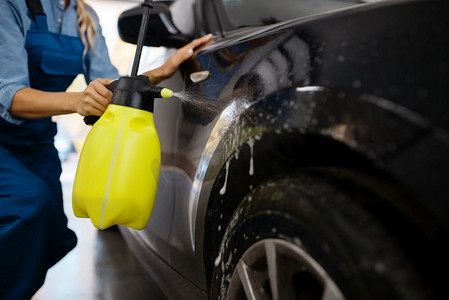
[116, 0, 449, 298]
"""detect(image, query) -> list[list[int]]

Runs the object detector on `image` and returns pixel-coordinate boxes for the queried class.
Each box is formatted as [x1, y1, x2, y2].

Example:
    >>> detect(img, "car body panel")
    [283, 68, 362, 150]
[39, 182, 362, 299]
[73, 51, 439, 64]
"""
[118, 0, 449, 296]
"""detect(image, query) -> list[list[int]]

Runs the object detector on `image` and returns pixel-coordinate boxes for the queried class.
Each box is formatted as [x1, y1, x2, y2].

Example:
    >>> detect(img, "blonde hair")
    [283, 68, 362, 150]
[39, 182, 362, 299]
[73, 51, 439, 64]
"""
[75, 0, 97, 52]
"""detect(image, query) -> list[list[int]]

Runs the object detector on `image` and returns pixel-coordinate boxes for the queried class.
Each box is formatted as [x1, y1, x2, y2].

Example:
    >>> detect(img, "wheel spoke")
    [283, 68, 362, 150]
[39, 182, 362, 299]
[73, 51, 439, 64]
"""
[237, 261, 265, 300]
[265, 241, 280, 300]
[321, 281, 344, 300]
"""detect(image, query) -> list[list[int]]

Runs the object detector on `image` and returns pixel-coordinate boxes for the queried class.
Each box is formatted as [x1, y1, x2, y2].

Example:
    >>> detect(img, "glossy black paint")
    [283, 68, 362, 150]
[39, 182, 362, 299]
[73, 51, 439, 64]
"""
[117, 0, 449, 298]
[302, 0, 449, 130]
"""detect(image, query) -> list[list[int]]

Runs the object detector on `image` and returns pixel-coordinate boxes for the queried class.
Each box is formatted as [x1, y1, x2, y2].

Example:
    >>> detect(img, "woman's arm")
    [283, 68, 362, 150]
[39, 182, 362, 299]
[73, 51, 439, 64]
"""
[10, 78, 114, 119]
[9, 34, 213, 120]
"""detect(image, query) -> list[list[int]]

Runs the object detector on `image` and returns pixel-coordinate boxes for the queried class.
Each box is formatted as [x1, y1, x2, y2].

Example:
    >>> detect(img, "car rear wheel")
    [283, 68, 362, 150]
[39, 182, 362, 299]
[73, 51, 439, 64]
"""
[210, 170, 426, 300]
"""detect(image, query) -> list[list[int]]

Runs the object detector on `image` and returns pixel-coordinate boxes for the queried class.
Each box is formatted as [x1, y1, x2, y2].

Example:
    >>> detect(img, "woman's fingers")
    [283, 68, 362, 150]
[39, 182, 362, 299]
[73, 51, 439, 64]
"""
[146, 34, 214, 84]
[91, 79, 113, 104]
[180, 33, 214, 58]
[189, 33, 214, 54]
[164, 34, 214, 75]
[79, 78, 114, 116]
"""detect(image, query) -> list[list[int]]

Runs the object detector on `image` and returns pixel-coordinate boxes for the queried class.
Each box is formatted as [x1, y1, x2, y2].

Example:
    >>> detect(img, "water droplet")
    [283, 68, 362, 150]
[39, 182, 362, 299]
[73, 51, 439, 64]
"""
[219, 160, 231, 195]
[225, 252, 233, 269]
[248, 138, 255, 176]
[337, 55, 345, 62]
[293, 237, 303, 246]
[375, 262, 386, 273]
[352, 80, 362, 89]
[214, 252, 222, 267]
[230, 212, 239, 228]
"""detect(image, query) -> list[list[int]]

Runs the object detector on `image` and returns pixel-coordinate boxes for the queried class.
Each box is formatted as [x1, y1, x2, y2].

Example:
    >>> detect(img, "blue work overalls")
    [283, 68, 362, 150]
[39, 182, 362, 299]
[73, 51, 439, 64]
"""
[0, 0, 83, 298]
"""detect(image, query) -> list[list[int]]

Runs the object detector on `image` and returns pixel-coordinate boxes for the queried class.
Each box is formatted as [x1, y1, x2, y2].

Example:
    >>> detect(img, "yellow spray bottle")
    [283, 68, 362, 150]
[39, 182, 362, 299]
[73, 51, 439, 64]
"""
[72, 76, 173, 230]
[72, 0, 173, 230]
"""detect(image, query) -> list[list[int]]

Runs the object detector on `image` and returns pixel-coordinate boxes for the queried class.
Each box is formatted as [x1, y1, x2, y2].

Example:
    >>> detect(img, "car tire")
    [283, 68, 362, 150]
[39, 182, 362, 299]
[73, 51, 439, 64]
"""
[210, 170, 426, 300]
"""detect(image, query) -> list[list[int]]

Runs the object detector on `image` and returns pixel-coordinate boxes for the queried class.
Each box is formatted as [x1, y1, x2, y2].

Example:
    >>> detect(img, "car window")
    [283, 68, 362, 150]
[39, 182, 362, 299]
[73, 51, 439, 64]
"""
[219, 0, 365, 28]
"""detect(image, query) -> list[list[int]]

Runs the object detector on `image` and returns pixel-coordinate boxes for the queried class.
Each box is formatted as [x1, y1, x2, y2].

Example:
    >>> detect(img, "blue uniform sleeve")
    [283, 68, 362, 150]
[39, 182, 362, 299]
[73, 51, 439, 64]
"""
[0, 1, 31, 124]
[84, 8, 120, 83]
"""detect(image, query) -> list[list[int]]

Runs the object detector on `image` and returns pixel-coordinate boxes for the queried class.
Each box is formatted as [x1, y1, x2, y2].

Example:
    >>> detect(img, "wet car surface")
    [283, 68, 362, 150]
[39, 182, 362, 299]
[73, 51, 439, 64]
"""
[116, 0, 448, 299]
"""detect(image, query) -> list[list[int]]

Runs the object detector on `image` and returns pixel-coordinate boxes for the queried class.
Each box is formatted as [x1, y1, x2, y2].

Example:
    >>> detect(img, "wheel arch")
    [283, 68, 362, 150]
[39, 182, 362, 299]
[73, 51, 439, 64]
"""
[193, 87, 444, 292]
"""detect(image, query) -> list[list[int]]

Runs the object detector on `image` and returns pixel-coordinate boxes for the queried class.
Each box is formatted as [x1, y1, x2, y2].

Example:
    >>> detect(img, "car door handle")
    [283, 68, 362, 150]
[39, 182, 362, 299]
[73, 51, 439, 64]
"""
[190, 70, 210, 83]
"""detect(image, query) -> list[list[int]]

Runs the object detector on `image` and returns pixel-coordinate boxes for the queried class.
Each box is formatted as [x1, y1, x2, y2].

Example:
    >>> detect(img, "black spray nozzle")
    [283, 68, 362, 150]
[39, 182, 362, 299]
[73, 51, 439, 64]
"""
[142, 85, 173, 100]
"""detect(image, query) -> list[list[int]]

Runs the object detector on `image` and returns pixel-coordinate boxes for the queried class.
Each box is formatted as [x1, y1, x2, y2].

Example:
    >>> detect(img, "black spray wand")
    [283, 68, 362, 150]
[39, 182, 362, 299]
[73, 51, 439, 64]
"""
[131, 0, 153, 76]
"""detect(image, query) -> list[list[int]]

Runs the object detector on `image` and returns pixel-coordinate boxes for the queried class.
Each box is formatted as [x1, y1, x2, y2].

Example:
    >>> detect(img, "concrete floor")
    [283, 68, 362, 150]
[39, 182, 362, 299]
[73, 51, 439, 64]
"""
[32, 153, 166, 300]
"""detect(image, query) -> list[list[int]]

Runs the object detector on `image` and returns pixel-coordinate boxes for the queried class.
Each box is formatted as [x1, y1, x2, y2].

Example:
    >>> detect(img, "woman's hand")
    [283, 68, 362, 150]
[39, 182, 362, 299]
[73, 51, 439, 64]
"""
[145, 34, 214, 84]
[74, 78, 114, 116]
